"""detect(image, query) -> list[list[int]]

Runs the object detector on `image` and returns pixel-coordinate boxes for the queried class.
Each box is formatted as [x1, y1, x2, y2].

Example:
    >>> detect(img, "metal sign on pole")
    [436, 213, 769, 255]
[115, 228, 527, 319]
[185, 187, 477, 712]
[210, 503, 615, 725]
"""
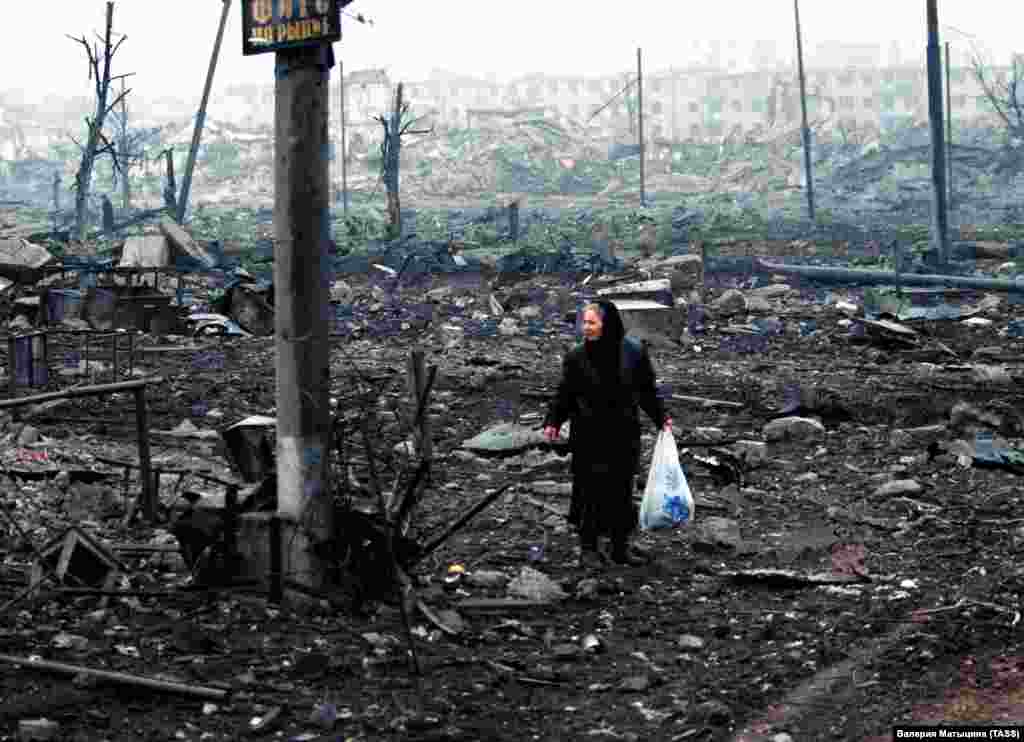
[242, 0, 342, 56]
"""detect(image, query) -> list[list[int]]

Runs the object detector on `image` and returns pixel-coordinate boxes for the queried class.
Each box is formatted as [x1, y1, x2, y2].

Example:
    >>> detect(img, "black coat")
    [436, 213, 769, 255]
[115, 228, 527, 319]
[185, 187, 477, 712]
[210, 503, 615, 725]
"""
[544, 328, 667, 539]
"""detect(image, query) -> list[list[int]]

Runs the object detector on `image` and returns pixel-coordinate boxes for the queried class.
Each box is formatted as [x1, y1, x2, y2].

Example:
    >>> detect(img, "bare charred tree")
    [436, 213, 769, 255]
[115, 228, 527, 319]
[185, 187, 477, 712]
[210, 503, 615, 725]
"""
[66, 1, 133, 242]
[966, 47, 1024, 175]
[161, 149, 178, 215]
[376, 83, 433, 239]
[98, 81, 163, 215]
[968, 49, 1024, 139]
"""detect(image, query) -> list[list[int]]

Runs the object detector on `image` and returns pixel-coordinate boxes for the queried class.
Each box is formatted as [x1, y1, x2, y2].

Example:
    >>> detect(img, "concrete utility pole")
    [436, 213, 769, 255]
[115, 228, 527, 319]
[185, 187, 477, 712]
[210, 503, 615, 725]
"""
[340, 59, 349, 217]
[637, 47, 646, 208]
[274, 42, 333, 592]
[945, 41, 954, 211]
[926, 0, 951, 266]
[793, 0, 815, 220]
[176, 0, 231, 224]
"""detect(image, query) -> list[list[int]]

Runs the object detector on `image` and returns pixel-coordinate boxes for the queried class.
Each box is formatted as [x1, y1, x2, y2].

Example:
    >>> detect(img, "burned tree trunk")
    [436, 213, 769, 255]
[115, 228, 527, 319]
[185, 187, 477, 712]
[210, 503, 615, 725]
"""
[51, 174, 61, 229]
[163, 149, 177, 215]
[383, 83, 404, 239]
[376, 83, 433, 240]
[101, 194, 114, 236]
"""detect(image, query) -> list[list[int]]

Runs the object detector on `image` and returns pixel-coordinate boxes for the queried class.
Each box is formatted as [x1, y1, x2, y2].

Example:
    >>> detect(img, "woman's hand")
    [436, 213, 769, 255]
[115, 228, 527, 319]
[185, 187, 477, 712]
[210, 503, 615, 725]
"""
[662, 417, 673, 432]
[543, 425, 560, 441]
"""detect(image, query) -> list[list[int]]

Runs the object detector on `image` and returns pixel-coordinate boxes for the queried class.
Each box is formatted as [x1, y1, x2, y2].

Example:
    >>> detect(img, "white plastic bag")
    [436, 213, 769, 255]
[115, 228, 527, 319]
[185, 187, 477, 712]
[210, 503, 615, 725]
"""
[639, 430, 695, 530]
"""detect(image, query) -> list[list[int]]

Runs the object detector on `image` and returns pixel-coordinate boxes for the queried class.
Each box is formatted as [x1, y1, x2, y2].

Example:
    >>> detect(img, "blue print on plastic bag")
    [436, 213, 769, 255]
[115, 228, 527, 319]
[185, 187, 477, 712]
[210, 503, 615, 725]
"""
[664, 495, 689, 524]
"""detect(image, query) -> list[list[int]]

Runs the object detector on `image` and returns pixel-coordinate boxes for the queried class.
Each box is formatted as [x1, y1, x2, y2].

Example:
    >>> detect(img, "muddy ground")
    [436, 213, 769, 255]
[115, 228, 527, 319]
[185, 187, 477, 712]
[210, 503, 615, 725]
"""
[1, 264, 1024, 742]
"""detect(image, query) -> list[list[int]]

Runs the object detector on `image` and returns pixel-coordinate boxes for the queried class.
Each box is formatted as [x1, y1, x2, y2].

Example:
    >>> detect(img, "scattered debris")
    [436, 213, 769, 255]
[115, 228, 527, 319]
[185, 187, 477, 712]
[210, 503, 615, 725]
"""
[506, 566, 567, 602]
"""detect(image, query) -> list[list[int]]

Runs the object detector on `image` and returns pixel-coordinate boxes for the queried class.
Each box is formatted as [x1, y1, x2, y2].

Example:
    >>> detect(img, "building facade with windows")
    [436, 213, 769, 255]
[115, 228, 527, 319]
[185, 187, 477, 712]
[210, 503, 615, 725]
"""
[323, 63, 1002, 147]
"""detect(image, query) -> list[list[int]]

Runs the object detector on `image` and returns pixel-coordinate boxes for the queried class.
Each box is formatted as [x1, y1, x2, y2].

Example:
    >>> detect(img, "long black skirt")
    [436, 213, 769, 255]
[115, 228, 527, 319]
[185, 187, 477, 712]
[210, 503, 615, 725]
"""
[568, 446, 640, 544]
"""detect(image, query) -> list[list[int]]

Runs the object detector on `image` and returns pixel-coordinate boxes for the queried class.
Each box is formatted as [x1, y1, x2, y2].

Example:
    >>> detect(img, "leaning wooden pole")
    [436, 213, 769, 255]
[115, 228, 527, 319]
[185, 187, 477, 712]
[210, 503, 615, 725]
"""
[794, 0, 815, 221]
[274, 41, 333, 594]
[176, 0, 231, 224]
[926, 0, 950, 266]
[340, 58, 349, 217]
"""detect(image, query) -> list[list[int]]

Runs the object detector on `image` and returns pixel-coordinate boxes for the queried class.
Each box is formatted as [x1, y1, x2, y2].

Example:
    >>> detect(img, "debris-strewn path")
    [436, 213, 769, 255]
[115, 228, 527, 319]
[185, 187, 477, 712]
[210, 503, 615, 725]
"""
[2, 263, 1023, 741]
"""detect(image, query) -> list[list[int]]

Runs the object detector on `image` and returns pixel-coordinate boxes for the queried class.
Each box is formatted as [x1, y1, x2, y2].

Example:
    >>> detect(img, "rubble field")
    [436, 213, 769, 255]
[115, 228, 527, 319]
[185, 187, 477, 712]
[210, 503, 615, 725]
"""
[1, 222, 1024, 741]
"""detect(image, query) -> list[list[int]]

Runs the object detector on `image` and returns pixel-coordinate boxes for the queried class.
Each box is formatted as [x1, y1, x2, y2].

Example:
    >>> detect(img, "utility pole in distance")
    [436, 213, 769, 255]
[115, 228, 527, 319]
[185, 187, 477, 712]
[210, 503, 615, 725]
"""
[340, 58, 349, 217]
[794, 0, 815, 221]
[945, 41, 954, 212]
[637, 47, 646, 208]
[926, 0, 950, 266]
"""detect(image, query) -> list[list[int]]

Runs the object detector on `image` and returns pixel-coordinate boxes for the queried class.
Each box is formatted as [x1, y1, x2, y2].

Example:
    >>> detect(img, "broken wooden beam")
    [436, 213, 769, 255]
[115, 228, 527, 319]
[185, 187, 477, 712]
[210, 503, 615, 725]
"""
[0, 653, 228, 700]
[455, 598, 555, 611]
[756, 258, 1024, 293]
[416, 483, 516, 561]
[723, 568, 870, 588]
[0, 376, 164, 410]
[159, 218, 216, 269]
[671, 393, 744, 409]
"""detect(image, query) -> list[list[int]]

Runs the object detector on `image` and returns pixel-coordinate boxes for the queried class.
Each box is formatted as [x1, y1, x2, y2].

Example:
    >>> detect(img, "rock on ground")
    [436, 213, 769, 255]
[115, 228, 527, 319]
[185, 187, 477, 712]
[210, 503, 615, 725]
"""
[712, 288, 746, 316]
[763, 416, 826, 442]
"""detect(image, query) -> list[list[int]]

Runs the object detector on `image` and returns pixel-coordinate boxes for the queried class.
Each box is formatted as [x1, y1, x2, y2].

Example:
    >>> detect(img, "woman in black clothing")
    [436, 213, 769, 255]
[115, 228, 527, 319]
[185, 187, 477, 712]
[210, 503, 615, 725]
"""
[543, 300, 673, 567]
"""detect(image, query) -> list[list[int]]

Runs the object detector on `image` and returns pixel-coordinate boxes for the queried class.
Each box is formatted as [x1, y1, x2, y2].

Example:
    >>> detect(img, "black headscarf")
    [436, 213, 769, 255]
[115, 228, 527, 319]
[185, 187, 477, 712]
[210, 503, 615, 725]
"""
[584, 300, 626, 386]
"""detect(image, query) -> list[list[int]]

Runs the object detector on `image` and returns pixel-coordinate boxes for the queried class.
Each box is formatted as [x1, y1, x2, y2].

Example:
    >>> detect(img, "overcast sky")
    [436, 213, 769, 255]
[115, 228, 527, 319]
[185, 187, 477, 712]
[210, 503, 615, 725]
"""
[2, 1, 1019, 103]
